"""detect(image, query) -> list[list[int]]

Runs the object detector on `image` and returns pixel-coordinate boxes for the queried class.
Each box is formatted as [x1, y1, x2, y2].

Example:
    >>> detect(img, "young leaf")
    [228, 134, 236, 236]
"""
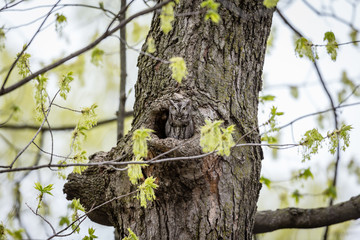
[128, 157, 147, 185]
[82, 228, 98, 240]
[55, 13, 67, 34]
[298, 167, 314, 180]
[327, 124, 352, 154]
[290, 86, 299, 99]
[323, 184, 337, 199]
[200, 0, 221, 23]
[323, 31, 338, 61]
[146, 36, 156, 53]
[200, 119, 223, 153]
[259, 94, 275, 103]
[132, 128, 154, 160]
[260, 176, 271, 189]
[34, 74, 49, 122]
[291, 189, 303, 204]
[300, 128, 324, 161]
[16, 52, 31, 78]
[137, 177, 158, 208]
[350, 28, 358, 46]
[59, 71, 74, 100]
[218, 125, 236, 156]
[0, 27, 5, 49]
[160, 2, 175, 34]
[91, 48, 104, 66]
[295, 37, 318, 62]
[169, 57, 188, 83]
[59, 216, 70, 227]
[263, 0, 279, 8]
[122, 228, 139, 240]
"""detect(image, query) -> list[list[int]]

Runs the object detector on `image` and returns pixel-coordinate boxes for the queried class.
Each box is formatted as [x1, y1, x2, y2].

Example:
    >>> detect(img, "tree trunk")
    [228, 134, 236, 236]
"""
[64, 1, 274, 239]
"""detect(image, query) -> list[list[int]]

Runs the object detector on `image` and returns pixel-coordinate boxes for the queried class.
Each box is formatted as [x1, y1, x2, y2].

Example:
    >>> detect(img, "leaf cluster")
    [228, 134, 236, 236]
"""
[200, 0, 221, 23]
[91, 48, 104, 66]
[295, 37, 318, 62]
[169, 57, 188, 84]
[70, 199, 85, 233]
[82, 228, 98, 240]
[34, 182, 54, 209]
[200, 120, 235, 156]
[300, 125, 352, 161]
[160, 2, 176, 34]
[59, 71, 74, 100]
[33, 74, 49, 122]
[263, 0, 279, 8]
[136, 176, 159, 208]
[323, 31, 338, 61]
[122, 228, 139, 240]
[16, 52, 31, 78]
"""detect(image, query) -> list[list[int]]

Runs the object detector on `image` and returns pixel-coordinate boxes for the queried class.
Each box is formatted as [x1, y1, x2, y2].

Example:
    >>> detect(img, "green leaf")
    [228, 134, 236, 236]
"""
[160, 2, 175, 34]
[33, 74, 49, 122]
[295, 37, 318, 62]
[290, 86, 299, 99]
[91, 48, 104, 66]
[218, 125, 236, 156]
[259, 94, 275, 102]
[0, 27, 5, 49]
[122, 228, 139, 240]
[169, 57, 188, 83]
[260, 176, 271, 189]
[350, 28, 358, 46]
[146, 36, 156, 53]
[261, 135, 277, 144]
[263, 0, 279, 8]
[131, 22, 149, 43]
[82, 228, 98, 240]
[200, 119, 224, 153]
[300, 128, 324, 161]
[71, 199, 85, 212]
[323, 31, 338, 61]
[132, 128, 154, 159]
[298, 167, 314, 180]
[16, 52, 31, 78]
[99, 2, 104, 10]
[59, 216, 70, 227]
[55, 13, 67, 33]
[291, 189, 303, 204]
[137, 177, 158, 208]
[59, 71, 74, 100]
[266, 27, 276, 54]
[327, 124, 352, 154]
[200, 120, 235, 156]
[323, 184, 337, 199]
[128, 157, 147, 185]
[200, 0, 221, 23]
[34, 182, 54, 196]
[0, 223, 5, 240]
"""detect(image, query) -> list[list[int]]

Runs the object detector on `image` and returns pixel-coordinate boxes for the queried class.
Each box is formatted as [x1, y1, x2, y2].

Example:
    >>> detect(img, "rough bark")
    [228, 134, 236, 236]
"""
[64, 1, 274, 239]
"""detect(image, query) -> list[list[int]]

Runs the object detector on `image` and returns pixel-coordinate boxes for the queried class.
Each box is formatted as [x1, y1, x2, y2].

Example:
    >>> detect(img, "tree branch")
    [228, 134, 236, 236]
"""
[254, 194, 360, 234]
[0, 0, 172, 96]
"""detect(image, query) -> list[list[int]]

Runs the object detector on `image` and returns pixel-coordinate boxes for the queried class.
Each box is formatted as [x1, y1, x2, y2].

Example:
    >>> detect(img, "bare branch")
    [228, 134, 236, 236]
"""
[254, 195, 360, 234]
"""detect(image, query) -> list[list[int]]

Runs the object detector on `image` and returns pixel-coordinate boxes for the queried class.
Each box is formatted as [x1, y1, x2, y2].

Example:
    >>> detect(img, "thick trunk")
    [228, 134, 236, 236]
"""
[64, 1, 273, 239]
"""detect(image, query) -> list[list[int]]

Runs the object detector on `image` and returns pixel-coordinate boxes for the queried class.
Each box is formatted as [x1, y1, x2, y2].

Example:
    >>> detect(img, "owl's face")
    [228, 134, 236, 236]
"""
[169, 100, 192, 126]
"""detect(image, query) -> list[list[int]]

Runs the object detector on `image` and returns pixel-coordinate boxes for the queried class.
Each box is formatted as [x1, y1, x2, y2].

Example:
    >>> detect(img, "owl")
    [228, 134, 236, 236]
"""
[165, 99, 194, 139]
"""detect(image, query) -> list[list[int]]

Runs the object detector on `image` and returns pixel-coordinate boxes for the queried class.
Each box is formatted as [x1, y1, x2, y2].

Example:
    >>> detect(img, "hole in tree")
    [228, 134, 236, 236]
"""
[151, 109, 168, 139]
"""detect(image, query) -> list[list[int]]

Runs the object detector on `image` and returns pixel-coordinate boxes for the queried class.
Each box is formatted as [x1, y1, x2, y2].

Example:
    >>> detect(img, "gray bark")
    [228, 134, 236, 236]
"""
[64, 1, 274, 239]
